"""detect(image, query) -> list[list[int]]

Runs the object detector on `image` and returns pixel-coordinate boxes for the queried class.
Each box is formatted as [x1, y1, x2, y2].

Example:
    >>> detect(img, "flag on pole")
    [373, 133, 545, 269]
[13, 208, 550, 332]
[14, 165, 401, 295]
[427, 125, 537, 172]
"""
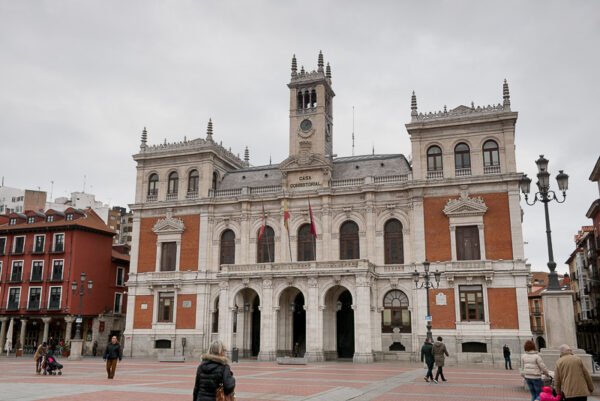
[283, 197, 290, 232]
[308, 199, 317, 238]
[258, 204, 266, 241]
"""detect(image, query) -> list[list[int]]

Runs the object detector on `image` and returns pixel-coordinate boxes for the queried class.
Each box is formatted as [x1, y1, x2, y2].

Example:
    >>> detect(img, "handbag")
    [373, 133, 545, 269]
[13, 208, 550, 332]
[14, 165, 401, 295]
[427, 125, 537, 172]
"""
[216, 385, 235, 401]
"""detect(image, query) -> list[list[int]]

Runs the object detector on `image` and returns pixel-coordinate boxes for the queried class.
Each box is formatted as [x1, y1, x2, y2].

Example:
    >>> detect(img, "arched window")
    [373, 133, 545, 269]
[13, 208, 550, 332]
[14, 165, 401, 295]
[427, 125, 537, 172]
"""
[167, 172, 179, 194]
[427, 146, 443, 172]
[382, 290, 411, 333]
[257, 226, 274, 263]
[384, 219, 404, 264]
[297, 224, 315, 261]
[188, 170, 199, 194]
[212, 297, 219, 333]
[212, 172, 218, 191]
[148, 174, 158, 196]
[340, 221, 359, 260]
[454, 143, 471, 173]
[220, 230, 235, 265]
[311, 89, 317, 108]
[297, 91, 303, 110]
[483, 140, 500, 172]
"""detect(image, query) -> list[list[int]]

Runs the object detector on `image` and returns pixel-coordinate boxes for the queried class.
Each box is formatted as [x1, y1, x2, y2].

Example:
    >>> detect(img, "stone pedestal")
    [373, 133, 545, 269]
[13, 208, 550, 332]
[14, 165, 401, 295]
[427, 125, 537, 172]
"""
[540, 290, 593, 372]
[68, 339, 84, 361]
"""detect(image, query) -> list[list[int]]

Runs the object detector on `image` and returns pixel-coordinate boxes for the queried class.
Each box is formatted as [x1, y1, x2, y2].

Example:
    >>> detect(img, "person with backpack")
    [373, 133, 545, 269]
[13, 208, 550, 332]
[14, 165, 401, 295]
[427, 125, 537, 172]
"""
[193, 340, 235, 400]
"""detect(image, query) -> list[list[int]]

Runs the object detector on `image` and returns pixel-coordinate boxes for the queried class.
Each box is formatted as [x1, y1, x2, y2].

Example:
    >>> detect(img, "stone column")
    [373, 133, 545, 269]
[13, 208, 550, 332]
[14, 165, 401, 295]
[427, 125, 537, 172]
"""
[19, 319, 27, 349]
[258, 278, 276, 361]
[42, 317, 51, 343]
[305, 277, 324, 361]
[365, 196, 376, 260]
[217, 281, 233, 357]
[0, 317, 8, 350]
[353, 274, 374, 363]
[64, 315, 75, 342]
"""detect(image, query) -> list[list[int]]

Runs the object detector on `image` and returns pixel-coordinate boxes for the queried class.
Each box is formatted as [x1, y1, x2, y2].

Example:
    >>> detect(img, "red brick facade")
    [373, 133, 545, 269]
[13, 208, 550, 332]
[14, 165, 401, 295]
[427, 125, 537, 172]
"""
[487, 288, 519, 329]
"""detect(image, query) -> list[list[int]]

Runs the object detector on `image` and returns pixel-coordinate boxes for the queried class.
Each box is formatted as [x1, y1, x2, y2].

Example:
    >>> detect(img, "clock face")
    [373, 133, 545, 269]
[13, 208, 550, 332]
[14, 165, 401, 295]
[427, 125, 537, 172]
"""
[300, 119, 312, 132]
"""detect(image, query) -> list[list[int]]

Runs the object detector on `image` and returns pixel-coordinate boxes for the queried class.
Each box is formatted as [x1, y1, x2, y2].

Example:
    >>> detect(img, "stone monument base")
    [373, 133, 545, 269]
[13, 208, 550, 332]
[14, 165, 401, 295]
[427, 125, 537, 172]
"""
[68, 339, 83, 361]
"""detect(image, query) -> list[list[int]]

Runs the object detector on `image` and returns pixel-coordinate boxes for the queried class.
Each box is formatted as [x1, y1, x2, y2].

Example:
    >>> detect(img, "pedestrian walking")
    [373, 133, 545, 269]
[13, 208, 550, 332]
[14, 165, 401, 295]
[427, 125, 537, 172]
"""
[92, 340, 98, 357]
[503, 344, 513, 370]
[521, 340, 550, 401]
[432, 336, 449, 382]
[554, 344, 594, 401]
[421, 338, 435, 383]
[103, 335, 122, 379]
[193, 340, 235, 401]
[33, 342, 48, 375]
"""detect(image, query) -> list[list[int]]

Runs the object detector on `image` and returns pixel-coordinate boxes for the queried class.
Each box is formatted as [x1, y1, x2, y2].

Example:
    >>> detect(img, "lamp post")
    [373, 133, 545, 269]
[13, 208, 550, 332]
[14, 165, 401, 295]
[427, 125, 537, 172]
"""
[519, 155, 569, 291]
[71, 272, 93, 340]
[412, 260, 441, 342]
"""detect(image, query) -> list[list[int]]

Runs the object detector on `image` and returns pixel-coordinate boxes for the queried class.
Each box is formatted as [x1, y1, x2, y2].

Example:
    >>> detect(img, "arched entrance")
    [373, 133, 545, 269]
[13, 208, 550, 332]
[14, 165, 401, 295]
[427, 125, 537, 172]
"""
[277, 287, 306, 357]
[232, 288, 260, 358]
[537, 336, 546, 350]
[323, 286, 354, 360]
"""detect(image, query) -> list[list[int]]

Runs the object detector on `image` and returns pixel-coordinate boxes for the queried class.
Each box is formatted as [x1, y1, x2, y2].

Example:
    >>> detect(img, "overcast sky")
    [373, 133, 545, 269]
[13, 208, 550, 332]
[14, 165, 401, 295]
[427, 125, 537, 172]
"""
[1, 1, 599, 273]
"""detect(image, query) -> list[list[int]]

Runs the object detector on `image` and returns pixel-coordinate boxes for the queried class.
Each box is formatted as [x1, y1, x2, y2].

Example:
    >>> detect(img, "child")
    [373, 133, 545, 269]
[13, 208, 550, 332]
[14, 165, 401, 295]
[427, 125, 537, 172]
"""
[539, 387, 562, 401]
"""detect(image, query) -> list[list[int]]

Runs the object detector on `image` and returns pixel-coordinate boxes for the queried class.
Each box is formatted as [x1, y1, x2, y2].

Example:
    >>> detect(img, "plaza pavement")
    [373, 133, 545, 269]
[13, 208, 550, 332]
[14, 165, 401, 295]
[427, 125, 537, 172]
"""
[0, 357, 598, 401]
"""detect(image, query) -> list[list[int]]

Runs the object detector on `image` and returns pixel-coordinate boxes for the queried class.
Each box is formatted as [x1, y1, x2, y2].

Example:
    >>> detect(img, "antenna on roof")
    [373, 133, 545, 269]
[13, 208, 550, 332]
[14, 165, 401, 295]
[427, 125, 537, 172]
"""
[352, 106, 355, 156]
[83, 175, 86, 193]
[50, 181, 54, 200]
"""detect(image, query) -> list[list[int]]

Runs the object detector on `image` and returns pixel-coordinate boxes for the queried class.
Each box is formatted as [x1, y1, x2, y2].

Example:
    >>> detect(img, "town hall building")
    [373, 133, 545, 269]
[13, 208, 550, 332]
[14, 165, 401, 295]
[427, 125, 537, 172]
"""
[124, 52, 531, 364]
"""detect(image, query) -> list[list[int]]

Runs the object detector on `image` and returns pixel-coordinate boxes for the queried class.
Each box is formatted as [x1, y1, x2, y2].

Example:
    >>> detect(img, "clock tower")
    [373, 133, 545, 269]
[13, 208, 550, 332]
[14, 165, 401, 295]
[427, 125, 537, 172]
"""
[287, 51, 335, 160]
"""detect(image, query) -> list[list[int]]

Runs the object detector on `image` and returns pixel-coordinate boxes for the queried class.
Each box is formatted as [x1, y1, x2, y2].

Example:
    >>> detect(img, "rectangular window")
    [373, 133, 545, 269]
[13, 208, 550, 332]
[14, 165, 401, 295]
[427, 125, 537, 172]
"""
[9, 217, 17, 225]
[160, 242, 177, 271]
[0, 237, 5, 255]
[51, 260, 64, 281]
[31, 261, 43, 281]
[53, 234, 65, 252]
[158, 292, 174, 322]
[28, 287, 41, 310]
[10, 261, 23, 282]
[27, 216, 35, 224]
[48, 287, 62, 310]
[459, 285, 485, 321]
[114, 293, 123, 314]
[13, 236, 25, 254]
[116, 267, 125, 286]
[46, 215, 54, 223]
[66, 213, 73, 221]
[456, 226, 481, 260]
[7, 288, 21, 310]
[33, 235, 45, 253]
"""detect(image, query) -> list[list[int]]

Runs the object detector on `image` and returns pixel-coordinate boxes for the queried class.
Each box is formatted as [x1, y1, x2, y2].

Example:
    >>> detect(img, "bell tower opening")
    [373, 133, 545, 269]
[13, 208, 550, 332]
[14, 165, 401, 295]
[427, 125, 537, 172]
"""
[288, 51, 335, 159]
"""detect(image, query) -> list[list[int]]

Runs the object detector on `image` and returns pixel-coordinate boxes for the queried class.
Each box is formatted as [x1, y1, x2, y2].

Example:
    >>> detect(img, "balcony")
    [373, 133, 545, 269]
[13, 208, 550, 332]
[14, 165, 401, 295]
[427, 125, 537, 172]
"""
[50, 246, 64, 254]
[146, 193, 158, 202]
[484, 165, 501, 174]
[47, 304, 61, 311]
[532, 306, 541, 315]
[219, 259, 373, 275]
[27, 303, 41, 311]
[531, 326, 544, 334]
[427, 170, 444, 179]
[455, 168, 472, 177]
[10, 250, 25, 256]
[6, 303, 20, 311]
[49, 276, 63, 283]
[186, 191, 198, 200]
[31, 248, 45, 255]
[8, 276, 22, 283]
[166, 193, 178, 201]
[30, 274, 43, 283]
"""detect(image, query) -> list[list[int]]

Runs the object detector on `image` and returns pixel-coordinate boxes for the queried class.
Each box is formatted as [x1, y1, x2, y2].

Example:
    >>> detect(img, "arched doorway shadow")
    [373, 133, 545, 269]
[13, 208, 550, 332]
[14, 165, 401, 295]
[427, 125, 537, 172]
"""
[277, 287, 306, 357]
[536, 336, 546, 350]
[233, 288, 260, 358]
[323, 286, 354, 360]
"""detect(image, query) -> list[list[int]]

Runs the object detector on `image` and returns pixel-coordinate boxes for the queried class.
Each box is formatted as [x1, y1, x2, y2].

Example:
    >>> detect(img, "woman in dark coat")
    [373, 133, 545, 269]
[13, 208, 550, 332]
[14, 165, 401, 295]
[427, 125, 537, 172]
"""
[193, 340, 235, 401]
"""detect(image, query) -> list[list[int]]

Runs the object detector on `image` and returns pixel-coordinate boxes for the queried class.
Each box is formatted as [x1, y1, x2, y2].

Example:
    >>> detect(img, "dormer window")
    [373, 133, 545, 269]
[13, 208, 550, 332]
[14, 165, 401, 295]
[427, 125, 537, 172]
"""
[47, 215, 54, 223]
[66, 213, 74, 221]
[9, 218, 17, 225]
[28, 217, 35, 224]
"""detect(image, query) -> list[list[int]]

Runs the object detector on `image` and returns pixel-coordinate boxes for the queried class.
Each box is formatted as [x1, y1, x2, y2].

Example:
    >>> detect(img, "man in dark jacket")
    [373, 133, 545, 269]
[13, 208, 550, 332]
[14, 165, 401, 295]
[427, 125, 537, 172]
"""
[421, 338, 435, 383]
[103, 336, 122, 379]
[193, 340, 235, 401]
[503, 344, 512, 370]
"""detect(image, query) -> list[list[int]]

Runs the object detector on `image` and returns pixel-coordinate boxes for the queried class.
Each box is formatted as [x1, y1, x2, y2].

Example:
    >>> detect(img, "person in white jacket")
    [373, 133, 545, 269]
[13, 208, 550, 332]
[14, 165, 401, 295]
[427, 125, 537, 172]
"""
[521, 340, 550, 401]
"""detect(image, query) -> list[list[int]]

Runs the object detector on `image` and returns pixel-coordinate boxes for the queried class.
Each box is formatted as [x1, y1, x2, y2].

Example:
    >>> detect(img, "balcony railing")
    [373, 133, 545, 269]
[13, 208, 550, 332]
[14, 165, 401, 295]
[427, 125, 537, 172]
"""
[166, 193, 178, 201]
[331, 178, 364, 188]
[186, 191, 198, 199]
[455, 168, 472, 177]
[219, 259, 372, 274]
[484, 165, 501, 174]
[531, 325, 544, 334]
[532, 306, 541, 314]
[146, 193, 158, 202]
[27, 303, 41, 311]
[427, 170, 443, 179]
[50, 245, 64, 253]
[6, 303, 20, 311]
[47, 304, 61, 311]
[9, 276, 22, 283]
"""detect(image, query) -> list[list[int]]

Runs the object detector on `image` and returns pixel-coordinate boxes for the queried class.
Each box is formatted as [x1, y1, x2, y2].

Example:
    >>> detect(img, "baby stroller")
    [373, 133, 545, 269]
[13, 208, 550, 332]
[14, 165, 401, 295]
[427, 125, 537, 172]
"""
[42, 352, 63, 375]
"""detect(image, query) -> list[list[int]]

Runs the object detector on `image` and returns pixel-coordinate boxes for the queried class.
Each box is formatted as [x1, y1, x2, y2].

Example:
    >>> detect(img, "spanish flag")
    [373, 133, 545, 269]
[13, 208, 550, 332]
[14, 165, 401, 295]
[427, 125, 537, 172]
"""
[309, 199, 317, 239]
[283, 197, 290, 232]
[258, 204, 266, 241]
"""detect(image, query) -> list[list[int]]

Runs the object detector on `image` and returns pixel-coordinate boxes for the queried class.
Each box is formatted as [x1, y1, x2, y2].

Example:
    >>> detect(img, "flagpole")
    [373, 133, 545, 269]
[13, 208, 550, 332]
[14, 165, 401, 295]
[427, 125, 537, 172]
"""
[264, 202, 272, 263]
[283, 192, 292, 263]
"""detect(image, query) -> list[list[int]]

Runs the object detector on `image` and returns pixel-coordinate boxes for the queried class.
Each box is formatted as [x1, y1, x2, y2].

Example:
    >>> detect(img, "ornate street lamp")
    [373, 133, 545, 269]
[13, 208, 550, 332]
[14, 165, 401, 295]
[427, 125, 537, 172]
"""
[412, 260, 441, 341]
[71, 272, 93, 340]
[519, 155, 568, 291]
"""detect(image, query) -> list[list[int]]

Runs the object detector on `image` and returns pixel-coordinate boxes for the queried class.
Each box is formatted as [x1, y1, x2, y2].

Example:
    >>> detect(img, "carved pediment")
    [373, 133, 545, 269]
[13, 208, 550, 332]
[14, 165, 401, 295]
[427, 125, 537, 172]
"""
[279, 153, 333, 172]
[443, 194, 488, 217]
[153, 211, 185, 234]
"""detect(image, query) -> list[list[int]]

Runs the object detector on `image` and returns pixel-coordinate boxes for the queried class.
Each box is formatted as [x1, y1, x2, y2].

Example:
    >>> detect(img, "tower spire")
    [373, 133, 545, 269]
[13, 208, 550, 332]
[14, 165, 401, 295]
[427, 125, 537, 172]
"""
[291, 54, 297, 77]
[318, 50, 324, 73]
[206, 118, 213, 142]
[326, 62, 331, 79]
[140, 127, 147, 149]
[503, 79, 511, 109]
[411, 91, 418, 120]
[244, 146, 249, 165]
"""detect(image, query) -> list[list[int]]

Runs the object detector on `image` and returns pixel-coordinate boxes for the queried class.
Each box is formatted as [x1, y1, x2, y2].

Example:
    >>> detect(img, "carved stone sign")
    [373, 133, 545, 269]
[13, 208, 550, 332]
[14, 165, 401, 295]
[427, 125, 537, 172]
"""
[140, 304, 148, 310]
[182, 300, 192, 309]
[435, 292, 447, 306]
[288, 170, 323, 190]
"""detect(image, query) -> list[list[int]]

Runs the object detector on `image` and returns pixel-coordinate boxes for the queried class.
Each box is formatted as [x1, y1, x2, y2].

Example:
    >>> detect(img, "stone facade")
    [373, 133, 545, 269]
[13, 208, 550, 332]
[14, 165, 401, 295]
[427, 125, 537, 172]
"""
[124, 53, 531, 364]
